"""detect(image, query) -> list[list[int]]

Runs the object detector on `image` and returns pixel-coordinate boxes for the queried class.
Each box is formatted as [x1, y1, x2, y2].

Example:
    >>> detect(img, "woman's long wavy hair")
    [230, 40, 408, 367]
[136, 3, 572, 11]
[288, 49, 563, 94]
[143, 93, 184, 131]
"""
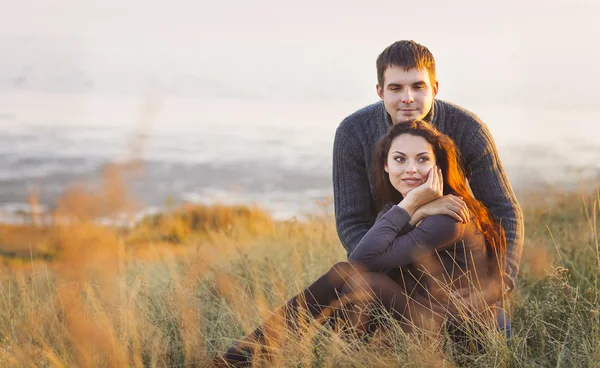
[373, 121, 506, 271]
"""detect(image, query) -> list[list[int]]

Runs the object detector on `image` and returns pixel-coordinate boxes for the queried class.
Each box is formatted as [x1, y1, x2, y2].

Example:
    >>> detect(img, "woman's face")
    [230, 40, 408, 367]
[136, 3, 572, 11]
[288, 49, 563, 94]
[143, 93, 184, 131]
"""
[385, 134, 437, 197]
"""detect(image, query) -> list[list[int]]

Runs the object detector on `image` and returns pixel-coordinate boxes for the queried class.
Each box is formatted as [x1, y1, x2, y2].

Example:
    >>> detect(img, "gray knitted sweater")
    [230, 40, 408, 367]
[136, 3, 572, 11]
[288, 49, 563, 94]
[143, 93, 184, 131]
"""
[332, 99, 524, 288]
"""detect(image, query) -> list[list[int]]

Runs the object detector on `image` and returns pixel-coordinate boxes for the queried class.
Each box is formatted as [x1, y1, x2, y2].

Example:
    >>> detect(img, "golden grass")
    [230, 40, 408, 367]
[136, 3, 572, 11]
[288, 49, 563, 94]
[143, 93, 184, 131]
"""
[0, 165, 599, 366]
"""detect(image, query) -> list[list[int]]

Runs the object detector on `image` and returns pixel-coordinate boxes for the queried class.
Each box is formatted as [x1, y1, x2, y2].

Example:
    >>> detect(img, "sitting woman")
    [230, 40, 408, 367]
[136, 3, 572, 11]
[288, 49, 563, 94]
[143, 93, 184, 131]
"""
[219, 121, 505, 366]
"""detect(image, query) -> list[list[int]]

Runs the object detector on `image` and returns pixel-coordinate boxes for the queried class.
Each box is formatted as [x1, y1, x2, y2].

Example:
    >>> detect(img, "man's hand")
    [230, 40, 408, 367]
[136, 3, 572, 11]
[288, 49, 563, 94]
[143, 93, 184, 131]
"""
[410, 195, 470, 225]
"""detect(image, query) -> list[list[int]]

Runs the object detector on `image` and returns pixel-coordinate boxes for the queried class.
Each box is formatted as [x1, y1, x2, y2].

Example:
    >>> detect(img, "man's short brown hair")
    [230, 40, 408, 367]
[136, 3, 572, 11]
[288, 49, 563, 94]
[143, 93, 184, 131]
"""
[376, 40, 436, 87]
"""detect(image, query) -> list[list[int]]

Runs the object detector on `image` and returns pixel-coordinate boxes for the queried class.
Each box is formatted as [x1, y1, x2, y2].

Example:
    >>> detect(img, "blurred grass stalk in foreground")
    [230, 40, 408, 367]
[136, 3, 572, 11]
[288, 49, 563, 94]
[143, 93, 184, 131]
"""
[0, 153, 599, 366]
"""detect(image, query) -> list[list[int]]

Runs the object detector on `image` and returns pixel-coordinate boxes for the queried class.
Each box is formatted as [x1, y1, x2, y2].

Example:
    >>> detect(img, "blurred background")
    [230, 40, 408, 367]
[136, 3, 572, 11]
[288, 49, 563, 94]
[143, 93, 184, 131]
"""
[1, 0, 599, 221]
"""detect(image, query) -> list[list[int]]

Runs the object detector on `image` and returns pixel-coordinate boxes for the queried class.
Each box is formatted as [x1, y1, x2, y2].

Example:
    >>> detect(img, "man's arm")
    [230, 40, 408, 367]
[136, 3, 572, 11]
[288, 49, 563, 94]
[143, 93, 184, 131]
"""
[333, 127, 375, 255]
[463, 123, 524, 290]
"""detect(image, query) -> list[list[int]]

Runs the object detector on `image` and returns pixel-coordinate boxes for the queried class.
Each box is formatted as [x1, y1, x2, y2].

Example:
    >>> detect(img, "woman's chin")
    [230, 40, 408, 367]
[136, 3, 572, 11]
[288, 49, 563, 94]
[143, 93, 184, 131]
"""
[394, 183, 413, 198]
[399, 187, 412, 197]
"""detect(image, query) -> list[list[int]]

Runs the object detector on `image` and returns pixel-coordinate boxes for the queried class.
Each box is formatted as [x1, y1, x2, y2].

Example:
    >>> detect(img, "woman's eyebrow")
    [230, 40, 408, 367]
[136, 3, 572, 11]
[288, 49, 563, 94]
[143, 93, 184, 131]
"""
[393, 152, 430, 156]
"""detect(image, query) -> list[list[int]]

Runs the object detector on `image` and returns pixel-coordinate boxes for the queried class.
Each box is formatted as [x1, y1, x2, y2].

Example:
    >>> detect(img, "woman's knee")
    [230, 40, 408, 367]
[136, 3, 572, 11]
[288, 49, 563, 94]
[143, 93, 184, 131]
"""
[329, 261, 363, 280]
[341, 273, 378, 299]
[343, 272, 411, 310]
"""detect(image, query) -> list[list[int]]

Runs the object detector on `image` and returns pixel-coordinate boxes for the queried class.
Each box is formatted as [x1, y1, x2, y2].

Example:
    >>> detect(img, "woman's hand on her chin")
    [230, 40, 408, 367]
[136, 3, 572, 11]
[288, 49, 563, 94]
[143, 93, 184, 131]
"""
[397, 166, 443, 216]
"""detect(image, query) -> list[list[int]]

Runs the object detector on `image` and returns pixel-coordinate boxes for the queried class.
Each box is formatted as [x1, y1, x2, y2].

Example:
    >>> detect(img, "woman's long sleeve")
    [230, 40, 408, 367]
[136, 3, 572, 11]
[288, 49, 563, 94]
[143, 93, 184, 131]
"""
[349, 205, 465, 271]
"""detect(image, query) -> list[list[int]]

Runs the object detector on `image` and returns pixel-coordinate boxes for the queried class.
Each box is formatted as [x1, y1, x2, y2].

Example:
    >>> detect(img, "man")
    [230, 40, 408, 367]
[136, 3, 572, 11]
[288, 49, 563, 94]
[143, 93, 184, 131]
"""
[333, 40, 523, 294]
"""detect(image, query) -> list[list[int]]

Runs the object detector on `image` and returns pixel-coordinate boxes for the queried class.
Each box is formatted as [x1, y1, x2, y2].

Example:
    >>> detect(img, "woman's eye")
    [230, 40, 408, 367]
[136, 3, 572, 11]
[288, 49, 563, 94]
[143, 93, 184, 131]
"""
[418, 157, 430, 162]
[394, 157, 405, 162]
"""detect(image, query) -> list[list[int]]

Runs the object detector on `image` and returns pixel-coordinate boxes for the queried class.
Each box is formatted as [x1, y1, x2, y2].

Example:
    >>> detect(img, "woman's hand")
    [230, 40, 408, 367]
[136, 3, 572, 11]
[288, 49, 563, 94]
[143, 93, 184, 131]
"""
[410, 195, 470, 225]
[398, 166, 443, 215]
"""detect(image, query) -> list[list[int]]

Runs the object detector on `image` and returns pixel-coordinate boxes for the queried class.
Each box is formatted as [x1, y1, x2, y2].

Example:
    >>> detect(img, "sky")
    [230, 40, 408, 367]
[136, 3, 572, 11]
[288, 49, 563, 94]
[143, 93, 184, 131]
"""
[1, 0, 599, 108]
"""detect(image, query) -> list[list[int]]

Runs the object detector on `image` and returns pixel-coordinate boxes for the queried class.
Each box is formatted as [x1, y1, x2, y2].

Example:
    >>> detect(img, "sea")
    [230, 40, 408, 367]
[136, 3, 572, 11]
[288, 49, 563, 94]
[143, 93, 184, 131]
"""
[1, 90, 599, 223]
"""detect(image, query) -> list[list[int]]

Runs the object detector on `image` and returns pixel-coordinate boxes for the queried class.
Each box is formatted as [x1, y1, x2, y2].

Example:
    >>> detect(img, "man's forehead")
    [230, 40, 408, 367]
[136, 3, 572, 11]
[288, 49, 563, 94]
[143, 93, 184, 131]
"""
[383, 66, 431, 84]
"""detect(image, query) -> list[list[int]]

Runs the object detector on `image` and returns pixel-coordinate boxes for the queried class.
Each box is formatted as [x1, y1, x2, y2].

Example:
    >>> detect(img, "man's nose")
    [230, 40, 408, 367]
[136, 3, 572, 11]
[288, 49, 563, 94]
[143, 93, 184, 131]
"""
[401, 88, 414, 104]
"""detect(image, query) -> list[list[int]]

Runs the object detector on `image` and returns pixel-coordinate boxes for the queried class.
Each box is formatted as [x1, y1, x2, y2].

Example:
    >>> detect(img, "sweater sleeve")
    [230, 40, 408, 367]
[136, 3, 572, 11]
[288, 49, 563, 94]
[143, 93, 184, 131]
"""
[333, 127, 376, 254]
[349, 206, 463, 271]
[463, 123, 524, 290]
[376, 202, 414, 234]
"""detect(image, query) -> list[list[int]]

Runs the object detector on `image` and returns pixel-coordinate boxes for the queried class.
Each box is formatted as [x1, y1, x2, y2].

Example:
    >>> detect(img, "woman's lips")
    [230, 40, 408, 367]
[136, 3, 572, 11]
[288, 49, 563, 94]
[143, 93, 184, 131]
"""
[401, 178, 421, 186]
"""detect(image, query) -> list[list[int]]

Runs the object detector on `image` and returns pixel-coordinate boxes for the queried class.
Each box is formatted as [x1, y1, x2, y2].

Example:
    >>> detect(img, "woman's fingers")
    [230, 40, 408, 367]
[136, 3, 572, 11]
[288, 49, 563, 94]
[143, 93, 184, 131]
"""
[425, 166, 435, 186]
[414, 165, 444, 204]
[450, 205, 467, 222]
[461, 205, 471, 222]
[442, 196, 470, 223]
[451, 195, 470, 222]
[437, 167, 443, 195]
[431, 165, 440, 192]
[446, 198, 466, 223]
[443, 208, 463, 222]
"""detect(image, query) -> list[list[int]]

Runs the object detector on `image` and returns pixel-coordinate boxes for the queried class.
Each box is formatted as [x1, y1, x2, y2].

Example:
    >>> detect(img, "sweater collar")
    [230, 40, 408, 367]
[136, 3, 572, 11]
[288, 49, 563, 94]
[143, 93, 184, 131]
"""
[382, 100, 436, 126]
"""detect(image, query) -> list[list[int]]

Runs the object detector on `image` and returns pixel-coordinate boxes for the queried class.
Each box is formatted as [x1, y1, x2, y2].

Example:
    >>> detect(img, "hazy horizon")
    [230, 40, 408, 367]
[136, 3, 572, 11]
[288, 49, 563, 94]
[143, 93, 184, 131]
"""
[1, 0, 599, 219]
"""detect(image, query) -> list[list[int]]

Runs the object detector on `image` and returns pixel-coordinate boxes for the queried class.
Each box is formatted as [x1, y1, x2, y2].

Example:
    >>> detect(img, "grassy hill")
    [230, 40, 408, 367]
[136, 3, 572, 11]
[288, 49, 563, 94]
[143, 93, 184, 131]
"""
[0, 186, 598, 367]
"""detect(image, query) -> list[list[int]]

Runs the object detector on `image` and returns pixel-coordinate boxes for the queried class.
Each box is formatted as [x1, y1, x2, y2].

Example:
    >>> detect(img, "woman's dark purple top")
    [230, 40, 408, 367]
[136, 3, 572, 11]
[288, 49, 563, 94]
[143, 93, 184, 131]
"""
[348, 203, 498, 300]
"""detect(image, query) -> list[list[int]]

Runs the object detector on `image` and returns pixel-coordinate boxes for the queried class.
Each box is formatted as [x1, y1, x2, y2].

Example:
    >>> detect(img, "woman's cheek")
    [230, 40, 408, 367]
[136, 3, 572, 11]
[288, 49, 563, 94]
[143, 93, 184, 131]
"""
[421, 162, 435, 176]
[389, 163, 403, 177]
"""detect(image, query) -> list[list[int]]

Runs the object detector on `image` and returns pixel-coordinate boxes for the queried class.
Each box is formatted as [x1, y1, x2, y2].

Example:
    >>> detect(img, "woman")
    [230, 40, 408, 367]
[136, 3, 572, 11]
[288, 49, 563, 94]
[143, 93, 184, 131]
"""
[219, 121, 505, 366]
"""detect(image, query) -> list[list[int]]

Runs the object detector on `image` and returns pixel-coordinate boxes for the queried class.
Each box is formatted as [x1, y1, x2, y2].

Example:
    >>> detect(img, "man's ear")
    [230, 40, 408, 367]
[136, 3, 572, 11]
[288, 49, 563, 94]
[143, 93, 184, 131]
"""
[376, 84, 384, 100]
[432, 80, 439, 97]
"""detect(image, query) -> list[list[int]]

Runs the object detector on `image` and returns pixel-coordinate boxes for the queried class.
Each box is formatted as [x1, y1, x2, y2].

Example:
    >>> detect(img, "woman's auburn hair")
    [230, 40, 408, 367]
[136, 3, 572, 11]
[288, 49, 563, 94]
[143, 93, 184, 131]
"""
[373, 120, 506, 266]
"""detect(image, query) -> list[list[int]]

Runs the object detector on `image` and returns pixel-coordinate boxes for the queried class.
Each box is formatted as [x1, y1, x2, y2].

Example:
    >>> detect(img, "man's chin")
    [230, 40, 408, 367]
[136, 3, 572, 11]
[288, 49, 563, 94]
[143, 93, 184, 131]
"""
[396, 114, 421, 123]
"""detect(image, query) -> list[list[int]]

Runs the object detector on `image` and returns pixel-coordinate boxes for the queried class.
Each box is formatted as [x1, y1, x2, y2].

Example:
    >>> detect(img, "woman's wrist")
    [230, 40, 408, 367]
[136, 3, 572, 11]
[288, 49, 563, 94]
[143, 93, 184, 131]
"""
[409, 209, 424, 226]
[397, 198, 418, 216]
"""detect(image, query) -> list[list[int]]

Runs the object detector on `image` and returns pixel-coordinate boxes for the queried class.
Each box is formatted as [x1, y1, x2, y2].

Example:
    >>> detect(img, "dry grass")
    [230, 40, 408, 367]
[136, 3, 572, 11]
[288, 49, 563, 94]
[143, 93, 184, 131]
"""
[0, 165, 599, 366]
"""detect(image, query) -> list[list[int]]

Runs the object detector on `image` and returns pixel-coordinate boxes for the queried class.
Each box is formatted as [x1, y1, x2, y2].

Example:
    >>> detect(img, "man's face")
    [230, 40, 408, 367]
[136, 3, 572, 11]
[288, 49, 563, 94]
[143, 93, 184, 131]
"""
[377, 67, 438, 124]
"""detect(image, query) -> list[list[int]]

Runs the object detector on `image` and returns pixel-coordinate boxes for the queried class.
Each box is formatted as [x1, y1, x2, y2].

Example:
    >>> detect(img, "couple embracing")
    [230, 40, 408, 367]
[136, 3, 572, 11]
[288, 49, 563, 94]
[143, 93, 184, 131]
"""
[219, 40, 524, 366]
